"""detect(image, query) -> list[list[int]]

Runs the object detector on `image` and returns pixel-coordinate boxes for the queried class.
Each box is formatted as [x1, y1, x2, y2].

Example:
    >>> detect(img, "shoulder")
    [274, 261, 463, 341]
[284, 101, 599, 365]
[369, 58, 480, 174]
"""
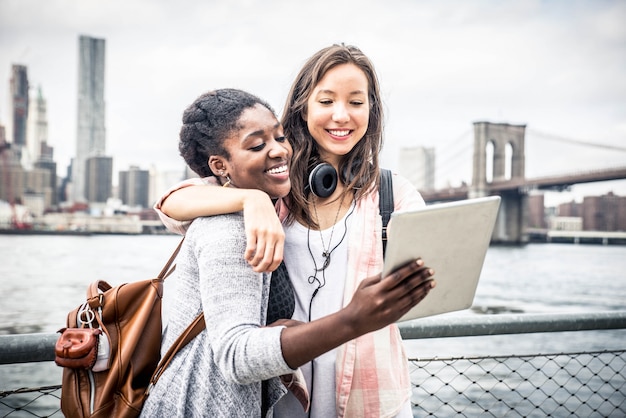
[388, 171, 426, 210]
[189, 212, 244, 230]
[187, 213, 245, 245]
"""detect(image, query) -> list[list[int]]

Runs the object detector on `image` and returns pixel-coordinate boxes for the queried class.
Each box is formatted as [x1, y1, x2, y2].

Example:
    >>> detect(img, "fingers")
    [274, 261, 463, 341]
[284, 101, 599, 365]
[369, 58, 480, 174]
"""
[241, 190, 285, 272]
[376, 259, 436, 317]
[346, 263, 436, 334]
[392, 269, 436, 315]
[359, 259, 430, 293]
[244, 230, 258, 264]
[244, 228, 285, 273]
[401, 267, 436, 292]
[272, 241, 285, 271]
[384, 259, 426, 287]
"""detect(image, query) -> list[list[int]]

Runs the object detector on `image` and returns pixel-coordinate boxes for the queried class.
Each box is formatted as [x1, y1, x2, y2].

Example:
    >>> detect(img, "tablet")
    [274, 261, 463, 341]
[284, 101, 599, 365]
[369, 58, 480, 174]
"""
[382, 195, 501, 322]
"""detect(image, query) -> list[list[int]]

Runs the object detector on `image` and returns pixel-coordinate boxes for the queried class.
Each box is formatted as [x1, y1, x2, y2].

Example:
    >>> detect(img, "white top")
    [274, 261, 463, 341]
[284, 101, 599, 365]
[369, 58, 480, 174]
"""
[274, 202, 353, 418]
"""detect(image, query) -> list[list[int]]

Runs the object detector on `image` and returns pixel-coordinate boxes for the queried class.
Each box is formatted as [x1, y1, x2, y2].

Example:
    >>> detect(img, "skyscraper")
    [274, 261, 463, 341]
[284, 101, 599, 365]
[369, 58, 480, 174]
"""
[9, 64, 29, 160]
[73, 35, 106, 203]
[86, 155, 112, 204]
[26, 86, 48, 168]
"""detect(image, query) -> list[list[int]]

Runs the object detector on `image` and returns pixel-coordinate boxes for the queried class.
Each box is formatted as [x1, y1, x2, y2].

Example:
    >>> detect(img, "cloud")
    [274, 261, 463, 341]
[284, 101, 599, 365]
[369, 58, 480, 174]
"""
[1, 0, 625, 203]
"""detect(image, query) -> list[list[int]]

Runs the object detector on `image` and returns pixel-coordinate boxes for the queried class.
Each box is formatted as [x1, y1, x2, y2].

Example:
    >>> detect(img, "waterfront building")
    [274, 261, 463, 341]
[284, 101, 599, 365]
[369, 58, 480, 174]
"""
[73, 35, 106, 204]
[557, 200, 581, 217]
[119, 166, 150, 209]
[0, 155, 22, 206]
[527, 194, 546, 229]
[550, 216, 582, 231]
[85, 155, 112, 203]
[34, 157, 58, 208]
[398, 146, 436, 191]
[582, 193, 626, 232]
[551, 193, 626, 233]
[41, 211, 142, 234]
[0, 160, 52, 217]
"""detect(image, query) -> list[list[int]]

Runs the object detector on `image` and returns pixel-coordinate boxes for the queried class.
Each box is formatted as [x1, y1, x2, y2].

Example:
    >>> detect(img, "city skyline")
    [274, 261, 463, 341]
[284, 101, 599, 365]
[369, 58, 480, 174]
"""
[1, 0, 625, 206]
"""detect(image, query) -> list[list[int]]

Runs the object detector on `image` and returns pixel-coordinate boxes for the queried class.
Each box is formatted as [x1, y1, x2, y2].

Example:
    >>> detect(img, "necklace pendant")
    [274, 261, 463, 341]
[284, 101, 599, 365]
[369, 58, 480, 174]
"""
[322, 251, 329, 259]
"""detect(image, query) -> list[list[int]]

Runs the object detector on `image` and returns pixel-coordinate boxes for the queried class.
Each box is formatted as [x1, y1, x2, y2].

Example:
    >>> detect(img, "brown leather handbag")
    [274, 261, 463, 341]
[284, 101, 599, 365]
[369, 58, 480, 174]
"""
[56, 238, 205, 418]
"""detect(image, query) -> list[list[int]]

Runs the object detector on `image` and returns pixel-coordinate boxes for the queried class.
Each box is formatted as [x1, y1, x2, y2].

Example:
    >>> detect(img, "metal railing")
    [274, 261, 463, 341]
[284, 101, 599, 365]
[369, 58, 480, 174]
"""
[1, 311, 625, 417]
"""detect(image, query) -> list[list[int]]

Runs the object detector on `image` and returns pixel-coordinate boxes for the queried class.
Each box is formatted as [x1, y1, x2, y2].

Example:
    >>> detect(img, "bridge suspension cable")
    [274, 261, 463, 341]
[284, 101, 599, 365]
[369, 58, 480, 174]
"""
[527, 128, 626, 152]
[433, 129, 473, 183]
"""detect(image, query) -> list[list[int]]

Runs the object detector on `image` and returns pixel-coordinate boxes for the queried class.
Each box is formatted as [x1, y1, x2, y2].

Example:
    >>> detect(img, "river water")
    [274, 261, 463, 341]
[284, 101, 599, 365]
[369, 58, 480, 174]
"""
[1, 235, 625, 413]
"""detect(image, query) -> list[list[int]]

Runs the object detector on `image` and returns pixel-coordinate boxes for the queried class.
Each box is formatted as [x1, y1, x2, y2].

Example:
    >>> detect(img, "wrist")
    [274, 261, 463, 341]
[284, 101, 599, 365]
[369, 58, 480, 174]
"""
[242, 189, 272, 208]
[334, 308, 362, 341]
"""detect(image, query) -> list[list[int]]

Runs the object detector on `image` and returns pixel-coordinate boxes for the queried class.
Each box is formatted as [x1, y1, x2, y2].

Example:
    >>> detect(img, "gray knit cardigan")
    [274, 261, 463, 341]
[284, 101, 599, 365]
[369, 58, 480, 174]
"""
[140, 213, 293, 417]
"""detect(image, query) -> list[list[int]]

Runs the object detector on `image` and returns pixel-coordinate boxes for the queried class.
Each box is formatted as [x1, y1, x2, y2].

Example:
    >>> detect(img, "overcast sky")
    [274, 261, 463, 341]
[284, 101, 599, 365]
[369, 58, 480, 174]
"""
[1, 0, 625, 205]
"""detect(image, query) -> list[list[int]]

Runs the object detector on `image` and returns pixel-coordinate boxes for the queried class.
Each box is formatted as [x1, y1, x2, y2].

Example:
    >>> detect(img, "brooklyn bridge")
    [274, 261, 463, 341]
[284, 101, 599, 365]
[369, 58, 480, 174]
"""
[418, 121, 626, 244]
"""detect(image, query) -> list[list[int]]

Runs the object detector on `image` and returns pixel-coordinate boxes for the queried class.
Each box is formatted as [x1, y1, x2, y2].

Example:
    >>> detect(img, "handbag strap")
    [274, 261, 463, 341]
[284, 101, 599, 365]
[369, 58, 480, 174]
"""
[86, 237, 186, 305]
[147, 312, 205, 393]
[158, 237, 186, 279]
[148, 236, 206, 391]
[379, 168, 394, 257]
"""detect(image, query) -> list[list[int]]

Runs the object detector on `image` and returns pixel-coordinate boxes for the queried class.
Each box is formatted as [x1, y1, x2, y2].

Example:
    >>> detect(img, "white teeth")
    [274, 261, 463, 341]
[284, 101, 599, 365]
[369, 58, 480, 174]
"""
[267, 165, 287, 174]
[329, 130, 350, 137]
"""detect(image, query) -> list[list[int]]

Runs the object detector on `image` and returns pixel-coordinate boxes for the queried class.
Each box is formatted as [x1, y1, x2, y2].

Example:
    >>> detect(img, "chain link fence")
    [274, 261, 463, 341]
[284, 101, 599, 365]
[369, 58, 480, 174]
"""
[2, 350, 624, 417]
[0, 386, 61, 417]
[2, 312, 625, 417]
[409, 350, 625, 417]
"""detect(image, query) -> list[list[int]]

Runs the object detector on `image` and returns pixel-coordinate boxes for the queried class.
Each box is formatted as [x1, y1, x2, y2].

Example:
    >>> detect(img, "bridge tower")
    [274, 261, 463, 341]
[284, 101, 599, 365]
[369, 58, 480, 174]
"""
[471, 121, 528, 244]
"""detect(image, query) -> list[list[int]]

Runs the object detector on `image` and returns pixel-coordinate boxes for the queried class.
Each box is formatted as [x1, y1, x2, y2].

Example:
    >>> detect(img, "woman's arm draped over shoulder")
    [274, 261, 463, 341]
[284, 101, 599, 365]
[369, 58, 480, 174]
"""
[154, 177, 285, 271]
[154, 177, 209, 235]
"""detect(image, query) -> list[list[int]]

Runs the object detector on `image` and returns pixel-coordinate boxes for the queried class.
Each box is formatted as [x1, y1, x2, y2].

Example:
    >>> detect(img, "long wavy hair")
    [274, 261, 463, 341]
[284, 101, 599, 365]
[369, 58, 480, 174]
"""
[281, 44, 384, 227]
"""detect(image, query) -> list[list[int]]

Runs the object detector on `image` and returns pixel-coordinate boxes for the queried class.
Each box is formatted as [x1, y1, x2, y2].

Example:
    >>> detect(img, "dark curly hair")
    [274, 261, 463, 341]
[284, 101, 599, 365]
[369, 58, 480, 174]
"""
[179, 88, 276, 177]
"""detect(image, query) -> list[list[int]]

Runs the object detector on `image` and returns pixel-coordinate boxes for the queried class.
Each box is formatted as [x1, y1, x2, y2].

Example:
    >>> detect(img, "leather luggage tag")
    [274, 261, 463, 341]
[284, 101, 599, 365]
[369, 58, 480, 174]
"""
[55, 327, 101, 369]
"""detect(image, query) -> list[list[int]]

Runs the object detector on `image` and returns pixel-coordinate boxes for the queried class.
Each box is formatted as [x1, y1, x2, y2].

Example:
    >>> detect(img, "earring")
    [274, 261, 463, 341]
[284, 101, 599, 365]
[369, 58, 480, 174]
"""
[217, 170, 230, 187]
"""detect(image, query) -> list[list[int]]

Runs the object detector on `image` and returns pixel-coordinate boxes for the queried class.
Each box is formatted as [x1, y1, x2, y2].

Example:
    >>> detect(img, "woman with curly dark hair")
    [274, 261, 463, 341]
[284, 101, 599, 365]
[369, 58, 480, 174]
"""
[142, 87, 434, 417]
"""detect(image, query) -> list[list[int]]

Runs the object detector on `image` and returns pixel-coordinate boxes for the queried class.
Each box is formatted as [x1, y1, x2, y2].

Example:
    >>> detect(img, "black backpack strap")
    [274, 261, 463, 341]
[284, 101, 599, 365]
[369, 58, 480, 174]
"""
[379, 169, 394, 257]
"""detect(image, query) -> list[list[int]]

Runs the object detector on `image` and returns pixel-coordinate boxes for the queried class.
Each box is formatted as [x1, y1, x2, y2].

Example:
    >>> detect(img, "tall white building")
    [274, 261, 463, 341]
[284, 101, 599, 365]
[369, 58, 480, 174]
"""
[398, 146, 436, 192]
[73, 35, 106, 203]
[25, 86, 48, 169]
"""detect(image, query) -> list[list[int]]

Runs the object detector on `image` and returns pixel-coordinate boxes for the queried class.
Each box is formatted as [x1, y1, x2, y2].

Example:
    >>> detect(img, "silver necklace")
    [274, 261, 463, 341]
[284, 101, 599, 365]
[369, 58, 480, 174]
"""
[313, 193, 345, 266]
[307, 194, 354, 292]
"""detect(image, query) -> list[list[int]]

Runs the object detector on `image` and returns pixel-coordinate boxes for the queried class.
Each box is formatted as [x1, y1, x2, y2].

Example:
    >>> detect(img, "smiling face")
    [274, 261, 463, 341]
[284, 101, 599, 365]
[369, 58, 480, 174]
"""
[305, 63, 370, 166]
[210, 104, 292, 199]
